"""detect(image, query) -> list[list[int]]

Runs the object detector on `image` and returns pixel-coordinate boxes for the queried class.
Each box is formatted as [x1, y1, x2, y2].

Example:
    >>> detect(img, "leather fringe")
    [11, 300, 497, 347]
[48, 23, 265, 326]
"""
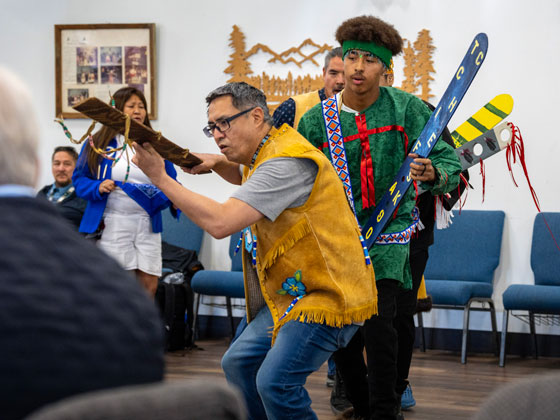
[271, 301, 378, 345]
[260, 219, 311, 272]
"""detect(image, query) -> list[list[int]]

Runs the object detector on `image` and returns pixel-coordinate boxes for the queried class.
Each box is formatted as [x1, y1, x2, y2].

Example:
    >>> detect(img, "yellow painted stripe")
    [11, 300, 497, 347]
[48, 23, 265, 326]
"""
[455, 121, 484, 142]
[489, 94, 514, 116]
[451, 132, 467, 149]
[473, 107, 505, 130]
[451, 94, 514, 144]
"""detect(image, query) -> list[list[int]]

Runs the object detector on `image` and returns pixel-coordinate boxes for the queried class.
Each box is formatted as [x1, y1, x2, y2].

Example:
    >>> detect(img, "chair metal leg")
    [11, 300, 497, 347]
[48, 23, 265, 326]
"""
[499, 310, 509, 367]
[461, 302, 472, 364]
[226, 297, 235, 339]
[529, 312, 538, 359]
[416, 312, 426, 352]
[489, 300, 499, 356]
[193, 293, 201, 341]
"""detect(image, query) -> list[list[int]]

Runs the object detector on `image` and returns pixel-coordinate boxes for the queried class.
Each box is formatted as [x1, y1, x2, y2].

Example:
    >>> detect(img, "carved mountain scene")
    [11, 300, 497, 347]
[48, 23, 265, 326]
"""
[224, 25, 436, 110]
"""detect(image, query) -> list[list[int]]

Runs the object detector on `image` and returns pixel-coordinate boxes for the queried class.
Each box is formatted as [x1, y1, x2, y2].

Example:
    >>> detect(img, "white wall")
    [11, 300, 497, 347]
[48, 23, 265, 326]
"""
[2, 0, 559, 332]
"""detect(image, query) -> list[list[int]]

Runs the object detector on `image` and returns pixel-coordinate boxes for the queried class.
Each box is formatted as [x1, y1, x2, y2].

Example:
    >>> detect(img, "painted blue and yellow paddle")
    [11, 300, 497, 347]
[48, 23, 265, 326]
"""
[361, 33, 488, 249]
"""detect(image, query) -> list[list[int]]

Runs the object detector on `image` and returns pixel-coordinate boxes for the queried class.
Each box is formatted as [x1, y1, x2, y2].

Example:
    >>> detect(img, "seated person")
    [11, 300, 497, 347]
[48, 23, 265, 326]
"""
[0, 66, 165, 420]
[37, 146, 86, 230]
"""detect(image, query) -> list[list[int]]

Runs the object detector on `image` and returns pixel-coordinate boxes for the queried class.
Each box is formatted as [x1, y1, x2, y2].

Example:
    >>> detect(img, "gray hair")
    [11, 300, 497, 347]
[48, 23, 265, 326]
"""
[205, 82, 273, 125]
[0, 67, 38, 187]
[324, 47, 343, 69]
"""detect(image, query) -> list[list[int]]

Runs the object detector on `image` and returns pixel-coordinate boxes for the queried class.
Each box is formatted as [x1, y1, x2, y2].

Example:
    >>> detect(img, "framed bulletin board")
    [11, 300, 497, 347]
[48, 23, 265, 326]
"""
[54, 23, 157, 119]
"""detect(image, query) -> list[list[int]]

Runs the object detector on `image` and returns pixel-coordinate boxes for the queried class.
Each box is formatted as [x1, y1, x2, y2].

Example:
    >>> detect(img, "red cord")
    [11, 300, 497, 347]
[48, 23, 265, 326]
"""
[479, 158, 485, 203]
[506, 122, 541, 211]
[505, 123, 560, 252]
[542, 215, 560, 253]
[458, 173, 469, 212]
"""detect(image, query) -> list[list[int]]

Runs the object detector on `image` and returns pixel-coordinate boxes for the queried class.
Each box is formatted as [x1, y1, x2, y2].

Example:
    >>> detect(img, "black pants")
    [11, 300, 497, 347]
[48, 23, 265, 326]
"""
[334, 278, 401, 420]
[394, 248, 429, 395]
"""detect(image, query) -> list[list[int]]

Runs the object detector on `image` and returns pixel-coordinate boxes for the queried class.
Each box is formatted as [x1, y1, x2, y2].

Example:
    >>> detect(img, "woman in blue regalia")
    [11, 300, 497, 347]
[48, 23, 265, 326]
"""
[73, 87, 178, 295]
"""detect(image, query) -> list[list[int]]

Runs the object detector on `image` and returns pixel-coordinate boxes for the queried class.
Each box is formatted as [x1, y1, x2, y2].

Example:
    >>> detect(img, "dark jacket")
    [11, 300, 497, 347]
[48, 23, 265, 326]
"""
[0, 196, 164, 420]
[37, 183, 87, 230]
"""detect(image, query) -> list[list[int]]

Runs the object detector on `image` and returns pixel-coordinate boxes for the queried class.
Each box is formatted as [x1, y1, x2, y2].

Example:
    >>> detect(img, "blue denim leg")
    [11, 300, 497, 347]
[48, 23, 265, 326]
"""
[222, 305, 358, 420]
[231, 315, 248, 344]
[257, 318, 358, 420]
[222, 306, 273, 420]
[327, 355, 336, 377]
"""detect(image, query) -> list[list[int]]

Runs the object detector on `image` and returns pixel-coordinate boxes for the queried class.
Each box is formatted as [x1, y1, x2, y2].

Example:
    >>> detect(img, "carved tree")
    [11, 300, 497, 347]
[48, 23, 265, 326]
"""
[224, 25, 253, 82]
[414, 29, 436, 101]
[224, 25, 437, 105]
[400, 40, 418, 94]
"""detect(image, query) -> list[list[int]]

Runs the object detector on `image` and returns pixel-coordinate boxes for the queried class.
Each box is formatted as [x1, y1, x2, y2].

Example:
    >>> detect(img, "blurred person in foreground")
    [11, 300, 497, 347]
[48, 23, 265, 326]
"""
[0, 66, 164, 420]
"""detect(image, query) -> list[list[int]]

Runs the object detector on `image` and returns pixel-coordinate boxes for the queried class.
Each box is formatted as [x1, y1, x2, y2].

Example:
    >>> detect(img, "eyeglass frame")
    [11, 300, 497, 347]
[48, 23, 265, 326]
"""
[202, 106, 256, 138]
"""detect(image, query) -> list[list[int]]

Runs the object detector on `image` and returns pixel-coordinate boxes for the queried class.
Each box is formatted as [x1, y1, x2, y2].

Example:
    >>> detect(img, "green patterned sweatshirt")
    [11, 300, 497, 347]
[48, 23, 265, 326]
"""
[298, 86, 462, 288]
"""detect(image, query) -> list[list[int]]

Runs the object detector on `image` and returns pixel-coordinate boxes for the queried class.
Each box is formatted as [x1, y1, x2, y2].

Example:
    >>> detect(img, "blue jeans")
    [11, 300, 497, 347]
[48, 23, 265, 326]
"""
[327, 355, 336, 377]
[222, 305, 358, 420]
[232, 315, 247, 343]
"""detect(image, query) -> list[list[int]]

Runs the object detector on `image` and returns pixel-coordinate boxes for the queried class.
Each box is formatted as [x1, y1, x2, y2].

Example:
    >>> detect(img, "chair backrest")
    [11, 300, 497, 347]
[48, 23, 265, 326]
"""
[531, 212, 560, 286]
[229, 232, 243, 272]
[24, 380, 246, 420]
[472, 372, 560, 420]
[424, 210, 505, 283]
[161, 211, 204, 253]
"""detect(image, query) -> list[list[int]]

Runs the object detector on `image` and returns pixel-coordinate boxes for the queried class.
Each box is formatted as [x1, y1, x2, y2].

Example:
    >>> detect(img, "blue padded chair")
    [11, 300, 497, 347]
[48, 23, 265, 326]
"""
[499, 212, 560, 367]
[420, 210, 505, 364]
[161, 211, 204, 256]
[190, 233, 245, 338]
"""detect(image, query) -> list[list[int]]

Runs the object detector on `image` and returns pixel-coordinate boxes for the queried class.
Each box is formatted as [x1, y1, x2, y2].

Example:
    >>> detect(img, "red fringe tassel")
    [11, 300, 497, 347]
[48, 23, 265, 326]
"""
[505, 123, 560, 252]
[479, 158, 485, 203]
[506, 122, 541, 211]
[458, 173, 469, 212]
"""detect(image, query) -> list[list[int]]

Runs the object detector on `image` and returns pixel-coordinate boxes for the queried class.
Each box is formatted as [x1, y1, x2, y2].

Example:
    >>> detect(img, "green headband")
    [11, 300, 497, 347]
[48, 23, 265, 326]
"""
[342, 40, 392, 69]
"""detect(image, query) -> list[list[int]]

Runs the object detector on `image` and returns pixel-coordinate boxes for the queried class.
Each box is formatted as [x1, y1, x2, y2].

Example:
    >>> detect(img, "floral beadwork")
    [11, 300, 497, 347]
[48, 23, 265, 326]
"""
[277, 270, 306, 297]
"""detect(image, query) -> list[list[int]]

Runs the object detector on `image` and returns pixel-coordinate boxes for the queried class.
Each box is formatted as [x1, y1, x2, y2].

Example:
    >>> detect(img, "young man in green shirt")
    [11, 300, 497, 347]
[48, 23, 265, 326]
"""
[298, 15, 462, 420]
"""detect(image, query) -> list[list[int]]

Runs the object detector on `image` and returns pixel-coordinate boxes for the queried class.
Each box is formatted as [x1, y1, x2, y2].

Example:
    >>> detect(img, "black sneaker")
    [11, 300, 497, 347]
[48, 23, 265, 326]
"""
[396, 401, 405, 420]
[330, 372, 353, 415]
[326, 373, 335, 387]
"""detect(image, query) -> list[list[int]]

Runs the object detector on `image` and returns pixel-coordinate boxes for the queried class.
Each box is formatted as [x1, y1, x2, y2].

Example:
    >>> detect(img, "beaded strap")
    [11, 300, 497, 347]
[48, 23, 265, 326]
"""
[321, 96, 356, 213]
[250, 135, 269, 168]
[235, 228, 257, 268]
[54, 117, 96, 145]
[375, 207, 420, 245]
[321, 96, 370, 264]
[278, 295, 305, 322]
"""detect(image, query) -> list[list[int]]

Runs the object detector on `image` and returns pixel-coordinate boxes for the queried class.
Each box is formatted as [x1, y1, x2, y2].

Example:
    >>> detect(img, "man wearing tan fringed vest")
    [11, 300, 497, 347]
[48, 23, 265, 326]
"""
[273, 47, 344, 130]
[132, 82, 377, 420]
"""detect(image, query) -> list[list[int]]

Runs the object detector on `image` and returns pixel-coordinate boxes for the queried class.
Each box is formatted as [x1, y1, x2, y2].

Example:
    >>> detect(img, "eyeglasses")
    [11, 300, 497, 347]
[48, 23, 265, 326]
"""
[203, 106, 256, 138]
[344, 49, 380, 65]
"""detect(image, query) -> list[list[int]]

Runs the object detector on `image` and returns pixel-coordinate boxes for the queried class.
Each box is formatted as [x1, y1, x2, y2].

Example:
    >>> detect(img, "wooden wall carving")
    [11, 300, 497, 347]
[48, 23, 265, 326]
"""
[224, 25, 436, 109]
